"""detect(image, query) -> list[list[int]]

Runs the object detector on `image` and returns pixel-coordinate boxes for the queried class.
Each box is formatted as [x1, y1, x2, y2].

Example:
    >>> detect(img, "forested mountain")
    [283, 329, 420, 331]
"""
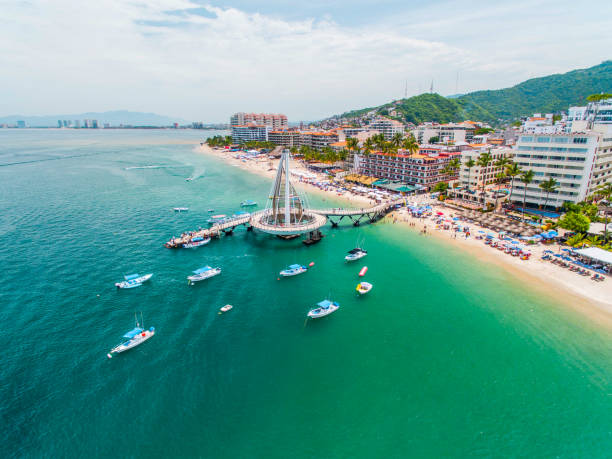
[337, 60, 612, 125]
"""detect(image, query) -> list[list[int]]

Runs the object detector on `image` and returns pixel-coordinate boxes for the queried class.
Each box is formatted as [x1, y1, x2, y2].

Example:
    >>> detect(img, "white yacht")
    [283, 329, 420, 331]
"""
[345, 248, 367, 262]
[107, 314, 155, 358]
[188, 266, 221, 284]
[307, 300, 340, 319]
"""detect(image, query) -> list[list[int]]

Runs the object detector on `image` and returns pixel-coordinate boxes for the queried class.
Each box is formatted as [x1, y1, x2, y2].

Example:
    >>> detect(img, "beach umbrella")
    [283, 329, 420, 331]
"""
[478, 230, 485, 233]
[561, 248, 572, 252]
[554, 253, 562, 257]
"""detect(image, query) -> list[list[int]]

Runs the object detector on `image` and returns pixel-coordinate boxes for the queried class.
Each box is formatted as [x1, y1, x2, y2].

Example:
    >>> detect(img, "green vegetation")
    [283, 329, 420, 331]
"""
[474, 127, 495, 135]
[295, 145, 347, 164]
[337, 61, 612, 124]
[432, 182, 449, 193]
[242, 140, 276, 150]
[558, 212, 590, 233]
[206, 135, 232, 147]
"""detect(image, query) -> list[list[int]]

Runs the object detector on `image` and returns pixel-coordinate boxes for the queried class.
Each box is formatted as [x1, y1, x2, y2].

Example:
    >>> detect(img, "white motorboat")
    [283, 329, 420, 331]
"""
[241, 199, 257, 207]
[173, 207, 189, 212]
[307, 300, 340, 319]
[356, 281, 373, 295]
[115, 273, 152, 289]
[188, 266, 221, 284]
[345, 248, 367, 261]
[219, 304, 233, 313]
[279, 264, 307, 277]
[107, 313, 155, 358]
[182, 236, 211, 248]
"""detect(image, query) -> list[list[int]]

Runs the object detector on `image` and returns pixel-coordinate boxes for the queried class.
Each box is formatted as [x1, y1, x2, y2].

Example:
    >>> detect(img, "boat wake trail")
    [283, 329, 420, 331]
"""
[124, 165, 185, 171]
[186, 166, 206, 182]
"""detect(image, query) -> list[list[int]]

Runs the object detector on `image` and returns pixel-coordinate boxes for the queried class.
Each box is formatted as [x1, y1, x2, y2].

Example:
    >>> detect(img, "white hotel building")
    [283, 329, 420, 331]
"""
[511, 132, 609, 209]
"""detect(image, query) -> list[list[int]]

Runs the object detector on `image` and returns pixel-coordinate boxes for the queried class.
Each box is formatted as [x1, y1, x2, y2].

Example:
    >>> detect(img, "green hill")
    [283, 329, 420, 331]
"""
[337, 60, 612, 124]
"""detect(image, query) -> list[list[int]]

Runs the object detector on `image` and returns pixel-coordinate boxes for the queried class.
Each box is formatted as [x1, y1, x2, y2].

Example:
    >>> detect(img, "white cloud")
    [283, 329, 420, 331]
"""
[0, 1, 610, 121]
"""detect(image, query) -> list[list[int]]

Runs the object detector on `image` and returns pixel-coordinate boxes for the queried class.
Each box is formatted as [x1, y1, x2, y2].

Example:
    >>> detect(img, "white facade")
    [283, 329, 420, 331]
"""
[230, 113, 288, 130]
[458, 147, 514, 189]
[231, 125, 270, 143]
[511, 133, 600, 208]
[368, 117, 404, 140]
[413, 122, 478, 144]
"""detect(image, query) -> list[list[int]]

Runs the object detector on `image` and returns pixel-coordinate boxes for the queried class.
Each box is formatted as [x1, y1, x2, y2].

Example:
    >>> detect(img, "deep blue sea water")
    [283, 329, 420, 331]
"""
[0, 129, 610, 458]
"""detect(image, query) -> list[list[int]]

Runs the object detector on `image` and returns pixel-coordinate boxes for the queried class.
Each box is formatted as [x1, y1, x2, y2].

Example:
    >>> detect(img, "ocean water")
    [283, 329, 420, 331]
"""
[0, 129, 610, 458]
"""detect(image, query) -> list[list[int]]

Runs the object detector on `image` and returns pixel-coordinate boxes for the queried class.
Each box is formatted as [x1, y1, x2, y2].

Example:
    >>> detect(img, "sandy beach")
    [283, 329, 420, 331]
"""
[196, 143, 612, 324]
[387, 202, 612, 325]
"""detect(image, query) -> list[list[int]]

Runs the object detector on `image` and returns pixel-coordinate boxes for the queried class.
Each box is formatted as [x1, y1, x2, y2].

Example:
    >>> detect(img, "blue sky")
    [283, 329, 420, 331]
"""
[0, 0, 610, 122]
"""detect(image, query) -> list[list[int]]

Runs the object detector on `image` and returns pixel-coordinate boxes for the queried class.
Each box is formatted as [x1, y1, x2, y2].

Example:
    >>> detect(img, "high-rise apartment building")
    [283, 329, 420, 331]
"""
[230, 113, 288, 130]
[368, 117, 404, 140]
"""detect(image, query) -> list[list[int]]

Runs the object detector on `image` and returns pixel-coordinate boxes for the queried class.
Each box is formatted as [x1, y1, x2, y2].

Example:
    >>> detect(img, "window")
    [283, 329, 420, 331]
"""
[520, 136, 533, 142]
[537, 137, 550, 143]
[555, 137, 568, 143]
[573, 137, 587, 144]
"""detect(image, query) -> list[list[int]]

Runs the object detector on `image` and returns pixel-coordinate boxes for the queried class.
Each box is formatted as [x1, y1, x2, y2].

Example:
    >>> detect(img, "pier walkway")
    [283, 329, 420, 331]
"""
[311, 199, 404, 227]
[164, 199, 404, 248]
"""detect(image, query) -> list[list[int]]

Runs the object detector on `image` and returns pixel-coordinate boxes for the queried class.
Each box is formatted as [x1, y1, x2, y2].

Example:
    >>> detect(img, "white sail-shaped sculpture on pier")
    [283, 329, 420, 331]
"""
[250, 150, 326, 235]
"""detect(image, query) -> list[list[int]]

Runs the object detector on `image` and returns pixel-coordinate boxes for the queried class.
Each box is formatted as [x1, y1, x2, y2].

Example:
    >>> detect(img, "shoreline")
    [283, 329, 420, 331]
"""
[386, 208, 612, 327]
[195, 143, 612, 325]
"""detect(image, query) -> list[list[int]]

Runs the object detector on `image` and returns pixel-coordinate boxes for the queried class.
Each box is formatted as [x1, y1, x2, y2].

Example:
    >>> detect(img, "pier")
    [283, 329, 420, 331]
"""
[164, 151, 404, 248]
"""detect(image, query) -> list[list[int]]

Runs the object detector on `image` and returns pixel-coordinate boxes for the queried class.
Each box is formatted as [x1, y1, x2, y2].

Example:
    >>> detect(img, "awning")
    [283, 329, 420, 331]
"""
[574, 247, 612, 265]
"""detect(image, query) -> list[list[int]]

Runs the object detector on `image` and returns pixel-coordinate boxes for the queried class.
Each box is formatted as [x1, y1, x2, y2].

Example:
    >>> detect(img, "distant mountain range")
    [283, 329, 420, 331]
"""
[337, 60, 612, 125]
[0, 110, 190, 127]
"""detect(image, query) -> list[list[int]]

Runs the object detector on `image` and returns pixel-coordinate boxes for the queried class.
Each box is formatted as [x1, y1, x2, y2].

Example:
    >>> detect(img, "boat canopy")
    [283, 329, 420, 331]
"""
[193, 266, 212, 274]
[347, 248, 362, 254]
[124, 274, 140, 280]
[123, 327, 144, 339]
[288, 264, 302, 270]
[317, 300, 332, 309]
[191, 237, 204, 242]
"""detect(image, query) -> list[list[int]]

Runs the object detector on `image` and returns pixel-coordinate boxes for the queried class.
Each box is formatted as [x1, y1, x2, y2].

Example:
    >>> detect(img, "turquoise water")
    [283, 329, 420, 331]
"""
[1, 129, 610, 458]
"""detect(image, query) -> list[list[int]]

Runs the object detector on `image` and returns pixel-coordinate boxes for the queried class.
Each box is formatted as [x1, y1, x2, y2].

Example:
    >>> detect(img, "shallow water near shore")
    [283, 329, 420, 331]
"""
[1, 129, 611, 458]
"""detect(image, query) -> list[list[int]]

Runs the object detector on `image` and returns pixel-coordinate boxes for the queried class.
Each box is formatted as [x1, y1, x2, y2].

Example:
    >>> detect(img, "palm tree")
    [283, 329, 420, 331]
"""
[538, 177, 559, 210]
[391, 132, 404, 149]
[493, 172, 506, 211]
[447, 158, 461, 179]
[520, 169, 535, 221]
[402, 134, 419, 156]
[505, 162, 522, 205]
[363, 137, 374, 156]
[465, 158, 476, 191]
[595, 182, 612, 242]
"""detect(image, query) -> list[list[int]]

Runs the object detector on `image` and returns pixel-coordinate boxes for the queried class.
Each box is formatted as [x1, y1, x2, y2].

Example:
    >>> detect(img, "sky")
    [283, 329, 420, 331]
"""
[0, 0, 611, 122]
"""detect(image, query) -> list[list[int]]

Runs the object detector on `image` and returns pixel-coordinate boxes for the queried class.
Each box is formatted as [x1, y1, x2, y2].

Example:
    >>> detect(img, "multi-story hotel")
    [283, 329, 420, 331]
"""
[368, 117, 405, 140]
[413, 121, 480, 144]
[230, 113, 288, 130]
[300, 132, 340, 150]
[458, 146, 514, 189]
[268, 130, 301, 147]
[511, 132, 605, 208]
[231, 125, 270, 143]
[357, 149, 461, 189]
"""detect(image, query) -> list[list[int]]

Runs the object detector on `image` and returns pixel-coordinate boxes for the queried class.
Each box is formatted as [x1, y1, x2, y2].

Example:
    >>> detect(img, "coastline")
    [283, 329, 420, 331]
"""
[386, 208, 612, 326]
[196, 143, 612, 325]
[195, 144, 375, 208]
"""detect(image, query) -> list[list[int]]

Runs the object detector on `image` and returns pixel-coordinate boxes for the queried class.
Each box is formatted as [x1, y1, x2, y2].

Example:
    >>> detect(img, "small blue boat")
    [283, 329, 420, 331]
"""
[115, 273, 153, 289]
